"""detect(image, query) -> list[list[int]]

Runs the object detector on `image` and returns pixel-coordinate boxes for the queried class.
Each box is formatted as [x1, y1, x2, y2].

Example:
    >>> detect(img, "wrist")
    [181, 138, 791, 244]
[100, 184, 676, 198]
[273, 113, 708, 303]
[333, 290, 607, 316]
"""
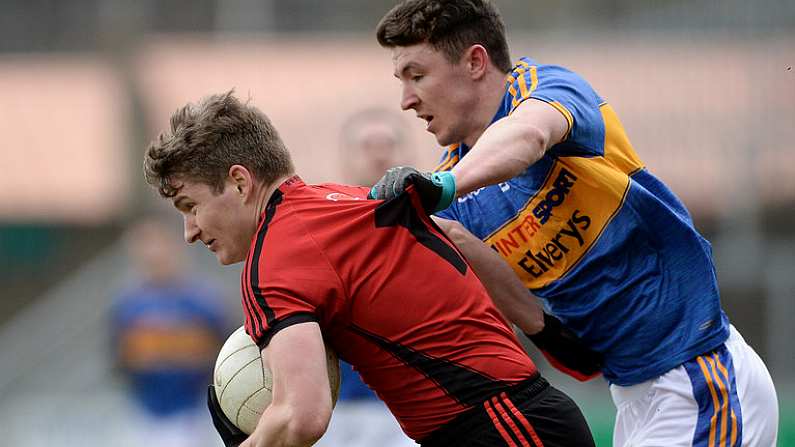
[430, 171, 456, 212]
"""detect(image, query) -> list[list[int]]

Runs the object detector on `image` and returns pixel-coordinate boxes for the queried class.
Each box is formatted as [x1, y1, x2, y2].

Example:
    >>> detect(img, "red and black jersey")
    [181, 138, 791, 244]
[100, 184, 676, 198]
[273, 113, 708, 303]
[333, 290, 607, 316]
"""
[241, 176, 537, 441]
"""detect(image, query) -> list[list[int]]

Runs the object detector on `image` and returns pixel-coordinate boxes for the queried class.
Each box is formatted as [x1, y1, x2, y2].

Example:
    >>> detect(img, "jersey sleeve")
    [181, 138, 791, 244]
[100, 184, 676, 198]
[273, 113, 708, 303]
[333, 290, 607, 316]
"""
[242, 218, 344, 349]
[433, 202, 460, 222]
[507, 59, 606, 157]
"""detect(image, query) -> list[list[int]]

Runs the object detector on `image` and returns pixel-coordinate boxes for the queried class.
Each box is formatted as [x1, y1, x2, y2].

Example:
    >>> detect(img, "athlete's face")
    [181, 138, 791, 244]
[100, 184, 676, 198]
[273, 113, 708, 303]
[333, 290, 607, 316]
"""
[392, 43, 480, 147]
[171, 177, 256, 265]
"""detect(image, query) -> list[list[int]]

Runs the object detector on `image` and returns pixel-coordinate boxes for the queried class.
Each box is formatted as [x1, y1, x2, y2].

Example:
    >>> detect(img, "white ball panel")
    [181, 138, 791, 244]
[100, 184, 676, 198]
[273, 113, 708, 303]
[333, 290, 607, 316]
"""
[237, 387, 273, 434]
[213, 326, 341, 435]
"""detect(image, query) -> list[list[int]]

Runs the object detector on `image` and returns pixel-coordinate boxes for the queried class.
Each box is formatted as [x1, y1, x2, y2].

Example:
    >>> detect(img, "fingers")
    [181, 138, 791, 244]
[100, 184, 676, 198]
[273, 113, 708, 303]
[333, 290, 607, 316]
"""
[370, 167, 424, 201]
[371, 167, 402, 200]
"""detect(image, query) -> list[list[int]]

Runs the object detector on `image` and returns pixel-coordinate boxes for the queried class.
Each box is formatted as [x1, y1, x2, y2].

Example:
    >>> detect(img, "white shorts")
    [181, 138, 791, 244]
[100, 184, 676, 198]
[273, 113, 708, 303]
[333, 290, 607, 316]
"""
[610, 325, 778, 447]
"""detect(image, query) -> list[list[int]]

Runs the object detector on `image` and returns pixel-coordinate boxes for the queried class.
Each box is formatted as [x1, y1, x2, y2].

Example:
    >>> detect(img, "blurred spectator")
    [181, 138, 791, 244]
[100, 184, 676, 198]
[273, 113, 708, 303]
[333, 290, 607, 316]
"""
[339, 107, 414, 186]
[109, 216, 228, 447]
[314, 109, 416, 447]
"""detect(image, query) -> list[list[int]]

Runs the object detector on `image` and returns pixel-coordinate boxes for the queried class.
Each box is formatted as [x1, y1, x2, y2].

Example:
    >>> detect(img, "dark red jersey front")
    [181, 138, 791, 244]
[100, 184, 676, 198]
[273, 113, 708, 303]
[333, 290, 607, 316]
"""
[241, 176, 537, 441]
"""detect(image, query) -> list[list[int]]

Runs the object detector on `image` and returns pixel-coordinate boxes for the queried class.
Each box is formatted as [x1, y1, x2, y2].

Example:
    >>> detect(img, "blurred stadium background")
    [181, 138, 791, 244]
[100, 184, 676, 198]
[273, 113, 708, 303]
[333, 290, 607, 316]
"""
[0, 0, 793, 445]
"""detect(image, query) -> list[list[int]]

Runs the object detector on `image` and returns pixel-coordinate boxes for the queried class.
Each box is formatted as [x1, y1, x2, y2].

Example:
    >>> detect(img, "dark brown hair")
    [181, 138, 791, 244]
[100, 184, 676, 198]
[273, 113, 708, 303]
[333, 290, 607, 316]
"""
[376, 0, 512, 73]
[143, 91, 294, 198]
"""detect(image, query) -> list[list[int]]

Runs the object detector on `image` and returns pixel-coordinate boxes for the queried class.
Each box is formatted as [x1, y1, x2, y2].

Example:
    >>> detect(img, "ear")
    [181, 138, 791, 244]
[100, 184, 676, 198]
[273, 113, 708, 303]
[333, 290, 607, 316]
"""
[228, 165, 254, 200]
[464, 45, 490, 81]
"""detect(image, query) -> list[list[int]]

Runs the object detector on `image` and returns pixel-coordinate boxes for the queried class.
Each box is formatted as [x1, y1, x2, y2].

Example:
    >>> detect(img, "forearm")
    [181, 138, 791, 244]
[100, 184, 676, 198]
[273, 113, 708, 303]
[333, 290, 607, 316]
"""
[436, 218, 544, 334]
[242, 323, 332, 447]
[245, 403, 322, 447]
[451, 118, 547, 195]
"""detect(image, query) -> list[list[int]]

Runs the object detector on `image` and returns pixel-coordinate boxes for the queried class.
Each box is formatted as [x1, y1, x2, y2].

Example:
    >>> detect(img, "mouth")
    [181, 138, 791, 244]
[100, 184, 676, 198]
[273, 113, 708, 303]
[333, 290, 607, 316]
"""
[419, 114, 434, 131]
[205, 239, 217, 251]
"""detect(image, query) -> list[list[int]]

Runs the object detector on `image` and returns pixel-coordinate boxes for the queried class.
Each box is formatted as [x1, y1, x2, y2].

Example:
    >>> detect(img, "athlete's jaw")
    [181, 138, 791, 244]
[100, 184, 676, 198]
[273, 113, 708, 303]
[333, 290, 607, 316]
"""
[210, 242, 233, 265]
[208, 240, 237, 265]
[422, 112, 457, 147]
[415, 103, 465, 146]
[415, 108, 445, 143]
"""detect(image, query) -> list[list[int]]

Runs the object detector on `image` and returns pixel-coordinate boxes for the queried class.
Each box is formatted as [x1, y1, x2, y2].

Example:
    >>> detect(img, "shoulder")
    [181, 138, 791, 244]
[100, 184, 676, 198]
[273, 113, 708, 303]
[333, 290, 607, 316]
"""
[246, 184, 370, 274]
[506, 57, 602, 105]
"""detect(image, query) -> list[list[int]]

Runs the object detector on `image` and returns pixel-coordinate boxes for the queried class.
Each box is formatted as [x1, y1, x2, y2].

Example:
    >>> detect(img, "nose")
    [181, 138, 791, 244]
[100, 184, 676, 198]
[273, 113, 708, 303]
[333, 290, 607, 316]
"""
[400, 83, 418, 111]
[183, 214, 200, 244]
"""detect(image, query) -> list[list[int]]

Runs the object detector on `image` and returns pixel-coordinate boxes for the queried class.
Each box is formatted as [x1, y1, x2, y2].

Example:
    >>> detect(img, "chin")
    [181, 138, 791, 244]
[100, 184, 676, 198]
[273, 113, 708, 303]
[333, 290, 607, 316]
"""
[218, 251, 246, 265]
[432, 130, 456, 147]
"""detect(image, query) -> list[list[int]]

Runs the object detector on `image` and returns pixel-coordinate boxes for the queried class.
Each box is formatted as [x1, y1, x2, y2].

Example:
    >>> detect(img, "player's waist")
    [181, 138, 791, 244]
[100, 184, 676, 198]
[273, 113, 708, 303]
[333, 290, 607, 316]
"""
[419, 373, 546, 447]
[602, 322, 730, 386]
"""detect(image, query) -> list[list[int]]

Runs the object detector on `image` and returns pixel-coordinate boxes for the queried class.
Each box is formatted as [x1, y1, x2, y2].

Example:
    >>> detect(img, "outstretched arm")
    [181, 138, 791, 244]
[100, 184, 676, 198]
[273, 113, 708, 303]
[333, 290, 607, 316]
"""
[369, 99, 568, 211]
[434, 217, 602, 381]
[451, 99, 568, 196]
[241, 322, 333, 447]
[432, 217, 544, 335]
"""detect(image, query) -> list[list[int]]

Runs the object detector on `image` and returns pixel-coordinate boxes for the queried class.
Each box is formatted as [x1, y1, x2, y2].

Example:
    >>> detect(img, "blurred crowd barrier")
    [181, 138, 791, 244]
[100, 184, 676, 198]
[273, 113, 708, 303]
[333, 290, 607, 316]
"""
[2, 35, 793, 218]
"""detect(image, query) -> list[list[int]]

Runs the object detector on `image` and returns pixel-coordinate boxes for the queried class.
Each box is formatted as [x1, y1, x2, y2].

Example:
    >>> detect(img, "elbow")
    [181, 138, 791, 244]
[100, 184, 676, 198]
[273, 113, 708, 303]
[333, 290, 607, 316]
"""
[518, 123, 550, 166]
[523, 293, 546, 336]
[285, 405, 331, 446]
[525, 309, 545, 336]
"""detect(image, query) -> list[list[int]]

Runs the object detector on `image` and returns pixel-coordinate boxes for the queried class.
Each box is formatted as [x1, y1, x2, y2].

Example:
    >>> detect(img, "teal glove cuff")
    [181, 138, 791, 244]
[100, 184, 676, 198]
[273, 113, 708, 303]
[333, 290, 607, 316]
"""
[430, 171, 456, 212]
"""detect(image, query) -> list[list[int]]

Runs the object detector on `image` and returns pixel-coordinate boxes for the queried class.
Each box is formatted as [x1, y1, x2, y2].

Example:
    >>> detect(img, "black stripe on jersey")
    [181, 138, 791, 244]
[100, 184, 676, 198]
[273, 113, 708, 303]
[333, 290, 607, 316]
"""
[241, 267, 262, 336]
[247, 189, 285, 331]
[255, 312, 318, 350]
[350, 324, 509, 407]
[374, 193, 467, 275]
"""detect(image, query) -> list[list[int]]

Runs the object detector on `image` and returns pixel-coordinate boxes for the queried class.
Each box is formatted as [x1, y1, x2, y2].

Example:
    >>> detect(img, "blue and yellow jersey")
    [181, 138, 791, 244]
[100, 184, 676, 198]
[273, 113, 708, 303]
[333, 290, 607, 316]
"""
[110, 279, 227, 415]
[436, 57, 729, 386]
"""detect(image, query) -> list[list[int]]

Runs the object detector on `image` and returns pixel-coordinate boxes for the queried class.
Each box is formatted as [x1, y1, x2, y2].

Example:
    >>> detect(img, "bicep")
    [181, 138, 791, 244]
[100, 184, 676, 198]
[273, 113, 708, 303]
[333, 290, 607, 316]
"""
[263, 322, 333, 416]
[510, 98, 570, 150]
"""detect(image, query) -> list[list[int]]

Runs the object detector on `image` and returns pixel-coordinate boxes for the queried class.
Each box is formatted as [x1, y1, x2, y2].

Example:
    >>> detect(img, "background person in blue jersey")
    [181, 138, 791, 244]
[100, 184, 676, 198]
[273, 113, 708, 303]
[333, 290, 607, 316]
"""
[370, 0, 779, 445]
[110, 217, 229, 447]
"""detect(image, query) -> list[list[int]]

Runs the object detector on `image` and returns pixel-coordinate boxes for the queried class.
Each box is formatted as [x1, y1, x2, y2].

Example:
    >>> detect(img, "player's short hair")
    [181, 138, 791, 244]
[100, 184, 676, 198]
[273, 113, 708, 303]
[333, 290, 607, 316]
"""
[376, 0, 512, 73]
[144, 90, 294, 198]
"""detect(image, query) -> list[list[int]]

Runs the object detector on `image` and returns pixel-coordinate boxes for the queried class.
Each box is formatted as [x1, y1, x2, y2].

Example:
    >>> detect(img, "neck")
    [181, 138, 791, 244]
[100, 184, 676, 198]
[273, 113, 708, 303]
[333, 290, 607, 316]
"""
[253, 173, 295, 222]
[462, 70, 509, 148]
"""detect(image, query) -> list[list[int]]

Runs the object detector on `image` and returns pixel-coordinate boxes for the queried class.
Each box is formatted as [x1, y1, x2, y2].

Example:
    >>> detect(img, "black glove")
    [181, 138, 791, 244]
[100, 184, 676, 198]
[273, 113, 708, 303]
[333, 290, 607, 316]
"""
[208, 385, 248, 447]
[368, 166, 456, 214]
[526, 313, 603, 381]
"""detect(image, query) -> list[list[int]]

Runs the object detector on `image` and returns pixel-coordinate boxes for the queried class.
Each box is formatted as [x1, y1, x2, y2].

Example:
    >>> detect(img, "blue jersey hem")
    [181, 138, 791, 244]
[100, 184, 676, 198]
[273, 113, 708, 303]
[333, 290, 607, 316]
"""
[604, 325, 730, 386]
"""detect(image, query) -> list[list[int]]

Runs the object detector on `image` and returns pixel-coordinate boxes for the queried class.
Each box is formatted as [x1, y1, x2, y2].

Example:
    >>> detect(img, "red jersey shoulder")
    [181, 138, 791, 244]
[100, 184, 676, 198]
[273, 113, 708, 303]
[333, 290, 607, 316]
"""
[241, 188, 347, 347]
[316, 183, 371, 202]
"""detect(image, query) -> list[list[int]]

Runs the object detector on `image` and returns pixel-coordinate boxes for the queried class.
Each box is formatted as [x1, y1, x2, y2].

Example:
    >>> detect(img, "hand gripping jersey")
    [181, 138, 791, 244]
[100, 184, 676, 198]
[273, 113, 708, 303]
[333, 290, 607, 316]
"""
[241, 176, 536, 441]
[435, 58, 730, 386]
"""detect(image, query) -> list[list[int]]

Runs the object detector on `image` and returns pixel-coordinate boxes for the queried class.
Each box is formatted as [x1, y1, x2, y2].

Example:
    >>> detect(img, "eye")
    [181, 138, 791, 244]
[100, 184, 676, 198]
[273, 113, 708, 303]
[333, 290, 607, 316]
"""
[411, 74, 424, 82]
[179, 202, 196, 214]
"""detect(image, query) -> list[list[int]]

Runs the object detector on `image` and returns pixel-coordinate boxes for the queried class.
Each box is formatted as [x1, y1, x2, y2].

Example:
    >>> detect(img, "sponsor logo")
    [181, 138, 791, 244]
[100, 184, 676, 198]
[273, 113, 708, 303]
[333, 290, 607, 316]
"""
[458, 182, 511, 203]
[532, 168, 577, 224]
[484, 159, 630, 289]
[517, 210, 590, 278]
[326, 192, 364, 202]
